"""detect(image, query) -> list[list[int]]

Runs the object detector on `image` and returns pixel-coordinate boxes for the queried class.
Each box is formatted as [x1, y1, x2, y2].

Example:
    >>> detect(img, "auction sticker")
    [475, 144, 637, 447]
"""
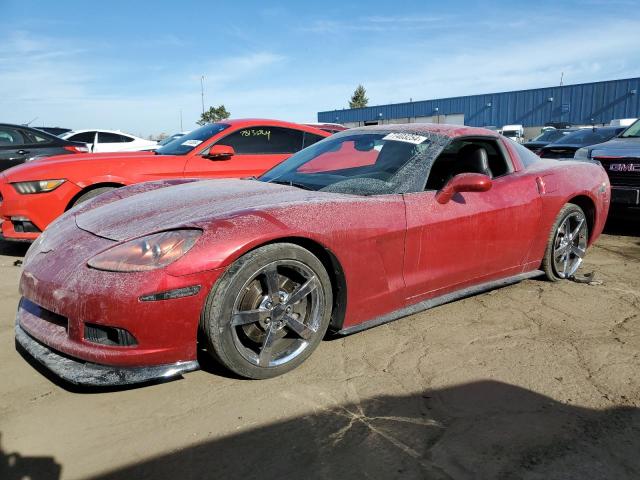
[383, 132, 428, 144]
[182, 139, 203, 147]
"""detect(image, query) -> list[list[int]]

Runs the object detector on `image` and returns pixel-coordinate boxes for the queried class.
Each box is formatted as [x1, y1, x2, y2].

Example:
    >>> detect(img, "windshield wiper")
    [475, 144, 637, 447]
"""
[269, 179, 314, 191]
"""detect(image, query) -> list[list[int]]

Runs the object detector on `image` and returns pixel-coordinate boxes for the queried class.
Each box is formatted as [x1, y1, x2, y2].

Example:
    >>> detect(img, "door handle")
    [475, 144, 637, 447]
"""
[17, 150, 29, 155]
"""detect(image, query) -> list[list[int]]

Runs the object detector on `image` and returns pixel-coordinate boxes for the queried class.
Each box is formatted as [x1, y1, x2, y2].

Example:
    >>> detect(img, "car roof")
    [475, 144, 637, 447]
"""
[220, 119, 331, 132]
[344, 123, 501, 138]
[65, 129, 133, 135]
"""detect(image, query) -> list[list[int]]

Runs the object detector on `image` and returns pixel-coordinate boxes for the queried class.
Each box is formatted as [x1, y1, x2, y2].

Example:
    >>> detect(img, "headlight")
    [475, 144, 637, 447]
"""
[12, 179, 65, 194]
[87, 230, 201, 272]
[574, 148, 590, 160]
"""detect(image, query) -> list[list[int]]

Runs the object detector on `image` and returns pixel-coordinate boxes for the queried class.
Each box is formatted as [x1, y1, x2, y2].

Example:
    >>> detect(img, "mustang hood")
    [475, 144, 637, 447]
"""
[75, 179, 333, 241]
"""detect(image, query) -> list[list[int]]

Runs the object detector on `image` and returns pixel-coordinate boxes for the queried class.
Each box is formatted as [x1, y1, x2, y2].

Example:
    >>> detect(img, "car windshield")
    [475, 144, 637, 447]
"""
[620, 119, 640, 138]
[259, 131, 448, 195]
[156, 123, 229, 155]
[531, 130, 567, 142]
[553, 128, 620, 145]
[158, 134, 184, 146]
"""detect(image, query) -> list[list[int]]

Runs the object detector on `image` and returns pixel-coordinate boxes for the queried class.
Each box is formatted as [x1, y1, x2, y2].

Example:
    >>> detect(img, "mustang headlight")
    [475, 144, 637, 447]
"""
[12, 179, 65, 194]
[87, 230, 201, 272]
[574, 148, 590, 160]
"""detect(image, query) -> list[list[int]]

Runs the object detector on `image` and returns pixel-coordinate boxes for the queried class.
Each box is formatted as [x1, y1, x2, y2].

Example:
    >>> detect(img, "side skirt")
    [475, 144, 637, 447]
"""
[337, 269, 544, 336]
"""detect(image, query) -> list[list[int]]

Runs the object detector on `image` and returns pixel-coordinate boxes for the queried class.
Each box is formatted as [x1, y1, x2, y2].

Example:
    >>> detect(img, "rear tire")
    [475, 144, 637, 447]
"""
[542, 203, 589, 281]
[202, 243, 332, 379]
[72, 187, 117, 207]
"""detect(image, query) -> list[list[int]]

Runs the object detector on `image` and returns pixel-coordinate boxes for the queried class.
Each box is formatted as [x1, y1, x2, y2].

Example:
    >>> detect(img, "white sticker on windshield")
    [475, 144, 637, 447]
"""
[382, 132, 428, 144]
[182, 139, 203, 147]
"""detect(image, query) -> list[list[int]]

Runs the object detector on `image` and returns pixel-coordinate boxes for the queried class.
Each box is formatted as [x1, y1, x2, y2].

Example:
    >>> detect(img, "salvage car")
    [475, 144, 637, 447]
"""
[539, 126, 624, 159]
[0, 119, 329, 241]
[15, 124, 610, 386]
[575, 119, 640, 208]
[0, 123, 88, 172]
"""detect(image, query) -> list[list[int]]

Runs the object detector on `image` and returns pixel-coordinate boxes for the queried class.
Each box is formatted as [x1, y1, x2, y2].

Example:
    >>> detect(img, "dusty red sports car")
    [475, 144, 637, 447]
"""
[0, 119, 329, 241]
[15, 124, 610, 386]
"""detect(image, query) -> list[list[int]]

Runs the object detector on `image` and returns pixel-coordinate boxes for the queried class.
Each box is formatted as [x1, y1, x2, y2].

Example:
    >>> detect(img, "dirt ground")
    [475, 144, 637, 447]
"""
[1, 216, 639, 480]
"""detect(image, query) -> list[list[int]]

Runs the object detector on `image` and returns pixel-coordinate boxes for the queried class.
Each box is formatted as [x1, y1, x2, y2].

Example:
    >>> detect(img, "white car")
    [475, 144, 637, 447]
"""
[59, 129, 158, 153]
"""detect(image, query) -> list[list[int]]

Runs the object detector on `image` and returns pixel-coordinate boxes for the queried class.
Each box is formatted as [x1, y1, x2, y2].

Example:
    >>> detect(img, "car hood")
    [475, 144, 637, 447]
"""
[589, 137, 640, 155]
[31, 150, 156, 164]
[74, 179, 336, 241]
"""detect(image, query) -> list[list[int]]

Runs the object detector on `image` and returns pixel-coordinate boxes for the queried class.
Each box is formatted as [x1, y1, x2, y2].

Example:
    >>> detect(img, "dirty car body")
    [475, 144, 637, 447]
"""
[15, 124, 610, 386]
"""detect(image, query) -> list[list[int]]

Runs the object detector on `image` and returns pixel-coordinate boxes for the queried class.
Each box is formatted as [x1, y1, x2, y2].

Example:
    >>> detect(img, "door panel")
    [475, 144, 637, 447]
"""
[403, 173, 540, 300]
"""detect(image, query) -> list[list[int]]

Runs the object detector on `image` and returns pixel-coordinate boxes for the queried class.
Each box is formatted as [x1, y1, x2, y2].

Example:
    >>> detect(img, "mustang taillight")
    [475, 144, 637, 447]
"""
[64, 145, 89, 153]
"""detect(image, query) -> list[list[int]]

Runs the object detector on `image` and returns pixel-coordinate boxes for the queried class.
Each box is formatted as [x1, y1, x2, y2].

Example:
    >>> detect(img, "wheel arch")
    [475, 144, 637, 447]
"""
[566, 194, 596, 244]
[65, 182, 125, 211]
[237, 236, 348, 333]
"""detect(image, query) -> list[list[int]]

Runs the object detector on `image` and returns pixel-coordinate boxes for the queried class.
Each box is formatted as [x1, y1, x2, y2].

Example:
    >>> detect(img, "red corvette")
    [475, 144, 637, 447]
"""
[0, 119, 330, 241]
[15, 124, 610, 386]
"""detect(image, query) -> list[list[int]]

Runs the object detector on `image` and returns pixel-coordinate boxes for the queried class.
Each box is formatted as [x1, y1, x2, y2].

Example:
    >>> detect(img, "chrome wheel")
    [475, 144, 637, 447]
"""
[552, 211, 587, 278]
[230, 260, 324, 368]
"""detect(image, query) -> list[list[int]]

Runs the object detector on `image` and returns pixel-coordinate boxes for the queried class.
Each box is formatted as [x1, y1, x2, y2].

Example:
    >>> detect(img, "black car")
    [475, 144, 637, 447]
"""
[36, 126, 72, 136]
[539, 126, 625, 159]
[0, 123, 88, 172]
[523, 128, 576, 154]
[574, 120, 640, 208]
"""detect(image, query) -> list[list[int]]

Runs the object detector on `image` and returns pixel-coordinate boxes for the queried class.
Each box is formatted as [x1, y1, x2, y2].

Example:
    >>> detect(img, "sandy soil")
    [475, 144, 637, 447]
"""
[1, 222, 639, 479]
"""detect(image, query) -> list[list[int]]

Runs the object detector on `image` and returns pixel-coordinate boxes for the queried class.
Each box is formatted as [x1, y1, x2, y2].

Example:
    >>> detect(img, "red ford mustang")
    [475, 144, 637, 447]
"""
[0, 119, 329, 241]
[15, 124, 610, 386]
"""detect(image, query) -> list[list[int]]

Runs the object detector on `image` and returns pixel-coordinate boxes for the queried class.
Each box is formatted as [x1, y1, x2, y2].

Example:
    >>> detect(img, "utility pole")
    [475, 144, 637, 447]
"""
[200, 75, 205, 115]
[560, 72, 564, 86]
[180, 109, 183, 131]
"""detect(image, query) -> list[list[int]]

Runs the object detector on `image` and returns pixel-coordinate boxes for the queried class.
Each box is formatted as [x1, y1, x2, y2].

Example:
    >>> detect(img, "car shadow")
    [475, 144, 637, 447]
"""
[76, 380, 638, 480]
[0, 434, 61, 480]
[0, 239, 30, 257]
[604, 209, 640, 237]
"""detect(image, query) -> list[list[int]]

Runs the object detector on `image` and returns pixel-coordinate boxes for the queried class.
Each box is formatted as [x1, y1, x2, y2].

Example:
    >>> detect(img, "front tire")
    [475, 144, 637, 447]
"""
[542, 203, 589, 281]
[202, 243, 333, 379]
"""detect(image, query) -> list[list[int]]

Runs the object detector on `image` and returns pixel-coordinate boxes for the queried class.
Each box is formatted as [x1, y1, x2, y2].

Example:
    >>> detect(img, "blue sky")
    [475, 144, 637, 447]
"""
[2, 0, 639, 136]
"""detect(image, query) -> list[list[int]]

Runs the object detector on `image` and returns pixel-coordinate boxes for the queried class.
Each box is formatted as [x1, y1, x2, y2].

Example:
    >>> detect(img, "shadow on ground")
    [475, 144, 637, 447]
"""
[0, 240, 30, 257]
[67, 380, 640, 480]
[605, 209, 640, 237]
[0, 434, 61, 480]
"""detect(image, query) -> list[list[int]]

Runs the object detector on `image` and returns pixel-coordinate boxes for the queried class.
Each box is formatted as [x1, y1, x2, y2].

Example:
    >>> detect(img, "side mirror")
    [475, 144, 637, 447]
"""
[436, 173, 492, 204]
[204, 144, 235, 160]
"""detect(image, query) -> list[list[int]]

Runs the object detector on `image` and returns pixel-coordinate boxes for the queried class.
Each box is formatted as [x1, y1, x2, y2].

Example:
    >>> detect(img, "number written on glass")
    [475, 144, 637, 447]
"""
[240, 129, 271, 141]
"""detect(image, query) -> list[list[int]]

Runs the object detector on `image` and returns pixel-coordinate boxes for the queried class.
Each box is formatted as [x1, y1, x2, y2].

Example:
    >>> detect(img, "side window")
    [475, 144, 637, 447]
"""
[508, 138, 541, 168]
[302, 132, 325, 148]
[0, 127, 26, 145]
[426, 139, 511, 191]
[219, 127, 304, 154]
[24, 130, 52, 144]
[99, 132, 132, 143]
[70, 132, 96, 143]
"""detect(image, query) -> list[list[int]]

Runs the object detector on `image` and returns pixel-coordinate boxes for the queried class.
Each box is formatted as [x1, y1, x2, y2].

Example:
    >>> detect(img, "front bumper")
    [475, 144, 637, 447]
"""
[15, 322, 199, 386]
[0, 178, 81, 241]
[611, 186, 640, 206]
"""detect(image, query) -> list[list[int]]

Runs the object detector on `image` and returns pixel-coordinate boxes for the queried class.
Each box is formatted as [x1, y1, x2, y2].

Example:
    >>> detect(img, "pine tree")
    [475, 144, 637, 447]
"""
[197, 105, 231, 125]
[349, 85, 369, 109]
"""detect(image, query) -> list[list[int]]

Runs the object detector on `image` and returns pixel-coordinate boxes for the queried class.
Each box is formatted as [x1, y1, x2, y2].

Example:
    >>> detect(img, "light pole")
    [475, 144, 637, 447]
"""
[200, 75, 205, 116]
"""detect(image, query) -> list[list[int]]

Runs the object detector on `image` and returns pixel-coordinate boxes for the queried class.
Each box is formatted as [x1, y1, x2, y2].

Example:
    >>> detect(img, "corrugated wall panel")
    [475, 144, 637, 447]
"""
[320, 77, 640, 127]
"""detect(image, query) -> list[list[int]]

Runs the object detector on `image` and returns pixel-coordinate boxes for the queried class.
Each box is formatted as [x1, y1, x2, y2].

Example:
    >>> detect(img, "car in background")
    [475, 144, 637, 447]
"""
[0, 123, 88, 172]
[575, 119, 640, 208]
[539, 126, 624, 159]
[304, 123, 347, 134]
[13, 123, 610, 385]
[523, 128, 576, 154]
[59, 129, 158, 153]
[500, 124, 525, 143]
[158, 131, 191, 146]
[0, 119, 330, 241]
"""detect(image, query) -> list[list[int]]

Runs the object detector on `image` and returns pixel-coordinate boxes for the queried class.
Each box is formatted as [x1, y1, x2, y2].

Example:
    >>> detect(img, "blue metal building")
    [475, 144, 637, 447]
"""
[318, 77, 640, 128]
